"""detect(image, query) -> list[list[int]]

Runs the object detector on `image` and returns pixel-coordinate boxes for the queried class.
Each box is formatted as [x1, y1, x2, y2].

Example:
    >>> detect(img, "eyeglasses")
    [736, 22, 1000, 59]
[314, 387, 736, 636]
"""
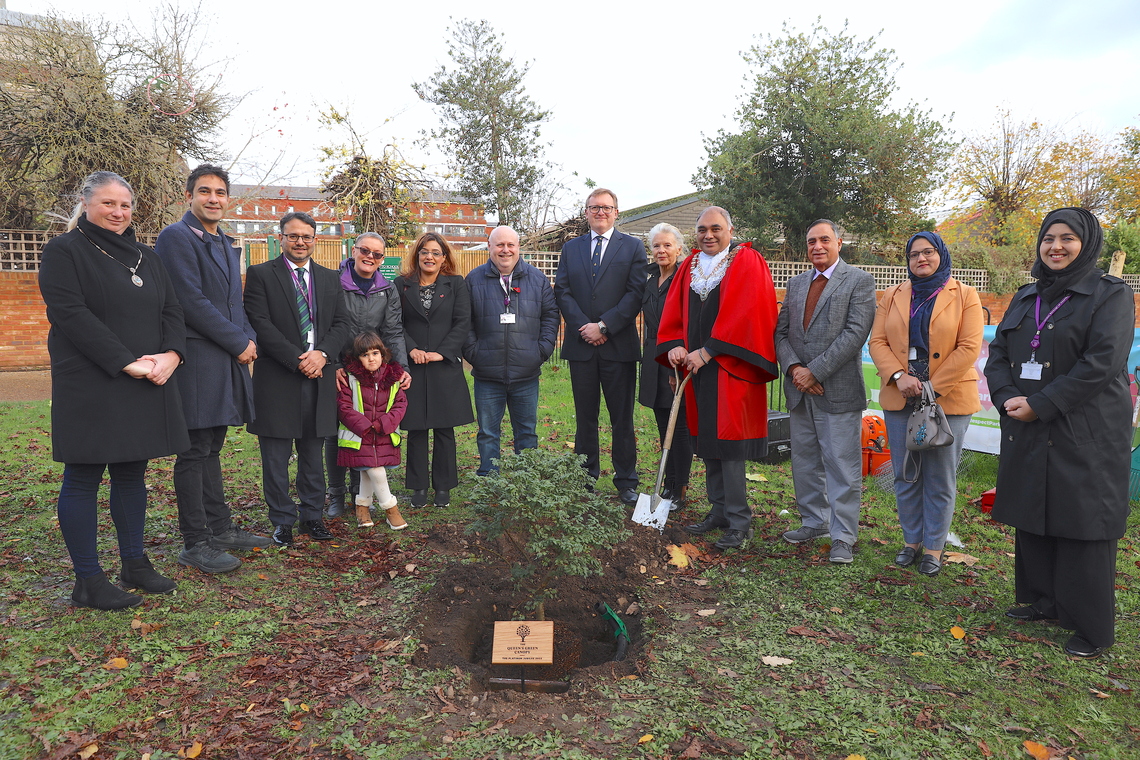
[419, 250, 445, 258]
[354, 247, 383, 259]
[283, 234, 315, 243]
[586, 205, 616, 214]
[907, 248, 938, 261]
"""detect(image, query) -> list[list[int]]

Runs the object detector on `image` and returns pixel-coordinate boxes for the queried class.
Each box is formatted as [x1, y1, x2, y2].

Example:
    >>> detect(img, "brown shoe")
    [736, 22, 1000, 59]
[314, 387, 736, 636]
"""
[385, 503, 407, 531]
[355, 502, 374, 528]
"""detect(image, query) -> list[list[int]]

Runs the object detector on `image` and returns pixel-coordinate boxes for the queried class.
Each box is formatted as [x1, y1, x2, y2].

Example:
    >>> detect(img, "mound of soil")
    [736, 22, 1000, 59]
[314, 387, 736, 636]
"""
[411, 521, 697, 687]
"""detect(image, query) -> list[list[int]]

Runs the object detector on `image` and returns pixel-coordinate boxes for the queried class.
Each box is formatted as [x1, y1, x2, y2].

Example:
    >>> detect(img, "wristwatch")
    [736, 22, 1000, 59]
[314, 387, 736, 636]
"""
[598, 321, 608, 335]
[890, 370, 905, 384]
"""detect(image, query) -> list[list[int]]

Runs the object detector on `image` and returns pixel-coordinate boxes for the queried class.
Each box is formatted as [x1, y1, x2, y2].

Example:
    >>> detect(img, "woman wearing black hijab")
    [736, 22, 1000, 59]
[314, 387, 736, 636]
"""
[984, 207, 1134, 658]
[870, 232, 982, 577]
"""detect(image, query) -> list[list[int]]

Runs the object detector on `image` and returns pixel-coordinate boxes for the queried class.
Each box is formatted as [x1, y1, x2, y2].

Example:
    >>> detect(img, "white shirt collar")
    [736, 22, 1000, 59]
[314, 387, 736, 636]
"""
[812, 259, 839, 279]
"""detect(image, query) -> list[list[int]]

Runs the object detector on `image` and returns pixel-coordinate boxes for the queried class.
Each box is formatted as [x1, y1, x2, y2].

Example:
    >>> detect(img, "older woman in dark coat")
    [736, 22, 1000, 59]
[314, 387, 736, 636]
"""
[984, 207, 1133, 658]
[39, 171, 190, 611]
[394, 233, 474, 507]
[639, 222, 693, 509]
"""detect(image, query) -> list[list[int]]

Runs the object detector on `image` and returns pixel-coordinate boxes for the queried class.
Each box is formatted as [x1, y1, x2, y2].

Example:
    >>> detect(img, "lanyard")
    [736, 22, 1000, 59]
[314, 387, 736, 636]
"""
[1029, 294, 1071, 360]
[288, 265, 314, 312]
[909, 286, 943, 319]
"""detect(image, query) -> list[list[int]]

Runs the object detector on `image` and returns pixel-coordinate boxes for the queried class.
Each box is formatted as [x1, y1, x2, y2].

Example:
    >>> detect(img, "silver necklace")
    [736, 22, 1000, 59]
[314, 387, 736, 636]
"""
[79, 228, 143, 287]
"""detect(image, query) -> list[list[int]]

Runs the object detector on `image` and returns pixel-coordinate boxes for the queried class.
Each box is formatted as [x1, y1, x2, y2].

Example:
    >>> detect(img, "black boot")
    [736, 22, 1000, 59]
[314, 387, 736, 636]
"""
[120, 555, 177, 594]
[73, 573, 142, 610]
[326, 488, 347, 518]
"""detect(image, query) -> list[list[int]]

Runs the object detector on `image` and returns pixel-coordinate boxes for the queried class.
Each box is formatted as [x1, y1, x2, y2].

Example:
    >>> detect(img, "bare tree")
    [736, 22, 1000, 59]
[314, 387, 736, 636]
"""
[318, 107, 433, 246]
[0, 4, 231, 231]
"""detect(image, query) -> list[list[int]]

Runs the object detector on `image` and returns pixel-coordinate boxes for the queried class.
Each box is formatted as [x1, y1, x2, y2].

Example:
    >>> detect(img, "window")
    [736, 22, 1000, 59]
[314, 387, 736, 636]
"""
[434, 209, 441, 219]
[235, 205, 243, 214]
[457, 208, 464, 218]
[236, 223, 246, 233]
[271, 206, 277, 215]
[254, 205, 260, 215]
[288, 205, 294, 213]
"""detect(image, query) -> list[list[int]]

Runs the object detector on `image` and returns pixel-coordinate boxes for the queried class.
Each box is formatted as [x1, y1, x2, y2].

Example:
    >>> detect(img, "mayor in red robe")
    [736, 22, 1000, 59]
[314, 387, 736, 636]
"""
[656, 206, 778, 550]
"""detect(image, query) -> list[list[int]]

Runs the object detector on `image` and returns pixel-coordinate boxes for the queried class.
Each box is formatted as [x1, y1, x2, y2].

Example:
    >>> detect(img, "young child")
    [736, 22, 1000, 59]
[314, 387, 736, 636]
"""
[336, 332, 408, 530]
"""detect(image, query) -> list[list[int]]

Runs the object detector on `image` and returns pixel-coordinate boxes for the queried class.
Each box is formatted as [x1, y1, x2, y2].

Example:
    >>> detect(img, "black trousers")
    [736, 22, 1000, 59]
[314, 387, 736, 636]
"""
[568, 356, 639, 491]
[258, 380, 324, 527]
[652, 405, 693, 491]
[1015, 529, 1118, 648]
[705, 459, 751, 533]
[174, 425, 233, 549]
[405, 428, 457, 491]
[324, 436, 361, 496]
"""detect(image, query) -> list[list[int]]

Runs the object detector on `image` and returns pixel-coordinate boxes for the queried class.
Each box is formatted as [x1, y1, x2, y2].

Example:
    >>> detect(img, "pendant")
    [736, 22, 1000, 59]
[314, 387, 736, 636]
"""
[131, 275, 144, 287]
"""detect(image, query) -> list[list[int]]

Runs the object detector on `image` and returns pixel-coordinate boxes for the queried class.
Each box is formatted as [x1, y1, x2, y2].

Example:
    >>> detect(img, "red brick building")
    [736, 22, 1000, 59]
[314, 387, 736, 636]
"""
[226, 185, 490, 248]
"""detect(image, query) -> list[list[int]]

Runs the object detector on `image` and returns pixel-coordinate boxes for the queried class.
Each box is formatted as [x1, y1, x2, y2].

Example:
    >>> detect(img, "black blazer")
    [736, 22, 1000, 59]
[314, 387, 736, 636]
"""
[395, 274, 474, 430]
[244, 255, 349, 439]
[554, 230, 647, 362]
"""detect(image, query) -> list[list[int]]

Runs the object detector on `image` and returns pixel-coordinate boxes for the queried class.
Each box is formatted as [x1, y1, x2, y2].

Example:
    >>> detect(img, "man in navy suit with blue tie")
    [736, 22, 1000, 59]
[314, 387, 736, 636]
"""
[554, 189, 647, 504]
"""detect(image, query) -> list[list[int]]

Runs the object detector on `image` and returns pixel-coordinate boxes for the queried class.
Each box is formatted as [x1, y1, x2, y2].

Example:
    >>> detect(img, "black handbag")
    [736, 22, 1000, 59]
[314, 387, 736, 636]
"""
[902, 380, 954, 482]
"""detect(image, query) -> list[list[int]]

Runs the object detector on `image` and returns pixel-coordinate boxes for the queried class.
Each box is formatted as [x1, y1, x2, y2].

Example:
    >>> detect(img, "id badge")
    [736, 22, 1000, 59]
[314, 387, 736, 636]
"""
[908, 347, 917, 360]
[306, 329, 315, 348]
[1020, 361, 1042, 380]
[500, 313, 516, 324]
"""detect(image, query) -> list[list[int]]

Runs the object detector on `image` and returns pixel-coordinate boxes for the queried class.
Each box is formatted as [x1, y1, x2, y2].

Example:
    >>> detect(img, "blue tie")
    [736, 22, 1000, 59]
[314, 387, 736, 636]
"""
[591, 235, 603, 277]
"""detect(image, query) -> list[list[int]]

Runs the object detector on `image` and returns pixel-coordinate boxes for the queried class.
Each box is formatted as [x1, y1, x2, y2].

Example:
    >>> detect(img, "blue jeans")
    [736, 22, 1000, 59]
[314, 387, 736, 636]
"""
[473, 377, 540, 476]
[884, 409, 972, 552]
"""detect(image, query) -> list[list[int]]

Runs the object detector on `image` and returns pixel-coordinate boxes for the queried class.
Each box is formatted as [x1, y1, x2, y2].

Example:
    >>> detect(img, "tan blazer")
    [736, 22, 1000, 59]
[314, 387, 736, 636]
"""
[869, 277, 983, 414]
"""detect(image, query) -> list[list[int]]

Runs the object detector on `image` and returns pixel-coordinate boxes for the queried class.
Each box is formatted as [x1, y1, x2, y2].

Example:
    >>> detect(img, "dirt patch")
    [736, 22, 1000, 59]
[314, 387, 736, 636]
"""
[0, 369, 50, 402]
[410, 520, 699, 686]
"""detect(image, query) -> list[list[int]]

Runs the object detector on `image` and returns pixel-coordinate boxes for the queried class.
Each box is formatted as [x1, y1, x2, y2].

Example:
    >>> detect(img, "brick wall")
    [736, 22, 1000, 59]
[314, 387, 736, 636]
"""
[1, 273, 49, 370]
[4, 279, 1139, 371]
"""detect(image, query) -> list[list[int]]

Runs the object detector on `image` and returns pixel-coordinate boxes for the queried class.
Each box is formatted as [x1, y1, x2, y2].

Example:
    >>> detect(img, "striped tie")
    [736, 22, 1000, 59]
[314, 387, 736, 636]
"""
[295, 267, 313, 340]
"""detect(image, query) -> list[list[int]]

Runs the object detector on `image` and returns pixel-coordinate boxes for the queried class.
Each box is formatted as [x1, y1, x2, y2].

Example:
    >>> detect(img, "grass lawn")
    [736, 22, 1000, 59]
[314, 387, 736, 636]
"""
[0, 364, 1137, 759]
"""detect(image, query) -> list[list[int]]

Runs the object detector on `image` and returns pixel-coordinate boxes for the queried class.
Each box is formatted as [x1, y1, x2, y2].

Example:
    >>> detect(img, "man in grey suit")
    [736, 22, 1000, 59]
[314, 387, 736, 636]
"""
[775, 219, 876, 564]
[155, 165, 271, 575]
[554, 188, 646, 504]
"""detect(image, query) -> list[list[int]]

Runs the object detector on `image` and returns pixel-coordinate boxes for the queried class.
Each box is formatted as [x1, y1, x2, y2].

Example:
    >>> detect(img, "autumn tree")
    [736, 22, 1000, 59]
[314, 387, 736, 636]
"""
[413, 19, 552, 230]
[1109, 124, 1140, 221]
[0, 5, 231, 231]
[318, 108, 433, 246]
[695, 20, 952, 254]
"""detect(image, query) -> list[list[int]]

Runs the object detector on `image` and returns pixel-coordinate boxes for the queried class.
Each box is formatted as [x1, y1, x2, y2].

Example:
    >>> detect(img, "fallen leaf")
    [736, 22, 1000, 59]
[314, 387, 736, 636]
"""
[78, 744, 98, 760]
[977, 739, 993, 757]
[761, 655, 794, 666]
[178, 742, 203, 759]
[288, 719, 303, 731]
[716, 667, 739, 678]
[639, 565, 647, 574]
[257, 573, 268, 580]
[665, 544, 691, 568]
[679, 738, 704, 758]
[696, 609, 716, 617]
[1089, 688, 1110, 699]
[102, 657, 128, 670]
[621, 674, 638, 680]
[638, 734, 653, 744]
[745, 472, 768, 481]
[1023, 740, 1049, 760]
[950, 626, 966, 640]
[830, 607, 843, 613]
[943, 551, 980, 566]
[844, 755, 868, 760]
[912, 652, 926, 656]
[405, 563, 417, 572]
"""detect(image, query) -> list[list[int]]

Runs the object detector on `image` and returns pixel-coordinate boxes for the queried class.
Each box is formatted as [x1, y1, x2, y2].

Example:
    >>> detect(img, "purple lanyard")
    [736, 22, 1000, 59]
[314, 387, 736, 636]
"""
[909, 286, 943, 319]
[1029, 294, 1071, 354]
[288, 265, 314, 312]
[502, 274, 512, 310]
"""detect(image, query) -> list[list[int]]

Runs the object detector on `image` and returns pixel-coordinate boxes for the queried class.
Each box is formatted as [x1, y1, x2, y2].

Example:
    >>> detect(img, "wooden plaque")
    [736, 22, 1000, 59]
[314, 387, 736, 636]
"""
[491, 620, 554, 665]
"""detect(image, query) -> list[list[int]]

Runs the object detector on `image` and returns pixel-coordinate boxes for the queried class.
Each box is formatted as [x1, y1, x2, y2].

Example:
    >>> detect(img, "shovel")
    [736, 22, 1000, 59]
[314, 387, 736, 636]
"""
[632, 371, 692, 531]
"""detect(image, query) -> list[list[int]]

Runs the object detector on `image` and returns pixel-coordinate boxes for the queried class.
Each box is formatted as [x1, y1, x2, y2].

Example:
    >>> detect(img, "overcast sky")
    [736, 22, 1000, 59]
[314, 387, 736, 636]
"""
[17, 0, 1140, 217]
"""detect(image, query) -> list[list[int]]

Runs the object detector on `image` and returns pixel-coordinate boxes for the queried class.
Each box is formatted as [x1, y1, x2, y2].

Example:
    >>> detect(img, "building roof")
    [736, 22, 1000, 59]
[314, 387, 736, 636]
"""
[617, 192, 711, 237]
[229, 184, 479, 206]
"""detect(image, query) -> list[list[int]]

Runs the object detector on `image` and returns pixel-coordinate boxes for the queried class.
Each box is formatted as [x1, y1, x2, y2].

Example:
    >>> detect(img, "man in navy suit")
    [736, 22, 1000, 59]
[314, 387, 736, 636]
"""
[554, 189, 647, 504]
[155, 165, 271, 575]
[244, 212, 349, 547]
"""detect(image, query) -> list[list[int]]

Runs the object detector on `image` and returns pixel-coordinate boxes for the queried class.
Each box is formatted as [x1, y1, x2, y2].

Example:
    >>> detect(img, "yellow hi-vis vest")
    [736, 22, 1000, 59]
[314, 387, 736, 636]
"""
[337, 375, 402, 449]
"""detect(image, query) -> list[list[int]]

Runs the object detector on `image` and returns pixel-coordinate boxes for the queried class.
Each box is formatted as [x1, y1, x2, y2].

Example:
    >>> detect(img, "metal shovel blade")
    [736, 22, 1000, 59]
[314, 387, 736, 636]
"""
[632, 492, 671, 532]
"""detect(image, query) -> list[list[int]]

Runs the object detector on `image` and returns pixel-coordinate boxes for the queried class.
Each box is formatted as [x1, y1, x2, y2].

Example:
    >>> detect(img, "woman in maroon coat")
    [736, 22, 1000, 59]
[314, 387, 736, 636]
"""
[336, 332, 408, 530]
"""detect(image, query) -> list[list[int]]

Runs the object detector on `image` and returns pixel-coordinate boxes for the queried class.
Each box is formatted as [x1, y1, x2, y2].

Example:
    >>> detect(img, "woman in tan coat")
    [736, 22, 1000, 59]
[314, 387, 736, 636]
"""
[869, 232, 982, 576]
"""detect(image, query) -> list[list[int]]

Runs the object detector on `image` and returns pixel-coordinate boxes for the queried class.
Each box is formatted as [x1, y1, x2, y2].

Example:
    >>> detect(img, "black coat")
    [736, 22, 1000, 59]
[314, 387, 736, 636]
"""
[639, 268, 678, 408]
[395, 274, 474, 430]
[984, 271, 1134, 540]
[244, 256, 349, 439]
[39, 220, 189, 464]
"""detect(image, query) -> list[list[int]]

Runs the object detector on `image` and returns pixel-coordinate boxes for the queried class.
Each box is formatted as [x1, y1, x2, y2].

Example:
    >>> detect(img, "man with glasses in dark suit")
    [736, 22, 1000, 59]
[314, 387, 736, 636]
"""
[244, 212, 349, 547]
[554, 189, 646, 504]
